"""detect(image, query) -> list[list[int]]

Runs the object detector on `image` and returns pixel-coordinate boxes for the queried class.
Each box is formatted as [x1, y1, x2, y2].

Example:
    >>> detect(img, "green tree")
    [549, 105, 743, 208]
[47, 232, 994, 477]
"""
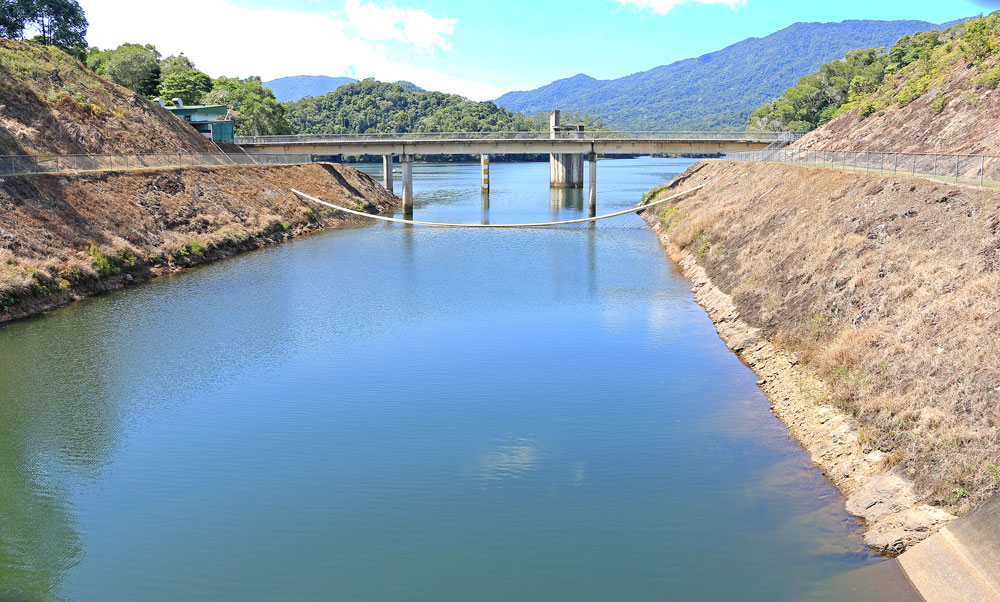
[205, 76, 291, 136]
[158, 69, 213, 105]
[964, 18, 994, 62]
[31, 0, 86, 53]
[0, 0, 33, 39]
[160, 53, 194, 77]
[88, 43, 161, 96]
[1, 0, 87, 55]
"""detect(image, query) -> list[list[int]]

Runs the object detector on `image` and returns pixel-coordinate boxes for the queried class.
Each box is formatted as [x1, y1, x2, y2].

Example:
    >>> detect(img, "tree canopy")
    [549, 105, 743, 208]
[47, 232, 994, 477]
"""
[284, 79, 539, 134]
[0, 0, 87, 56]
[158, 68, 213, 105]
[205, 76, 291, 136]
[87, 43, 161, 97]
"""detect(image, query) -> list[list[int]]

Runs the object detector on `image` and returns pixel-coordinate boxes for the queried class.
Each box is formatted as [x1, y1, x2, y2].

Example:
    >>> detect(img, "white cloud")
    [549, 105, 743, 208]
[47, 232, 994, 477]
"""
[614, 0, 746, 15]
[344, 0, 456, 54]
[78, 0, 502, 99]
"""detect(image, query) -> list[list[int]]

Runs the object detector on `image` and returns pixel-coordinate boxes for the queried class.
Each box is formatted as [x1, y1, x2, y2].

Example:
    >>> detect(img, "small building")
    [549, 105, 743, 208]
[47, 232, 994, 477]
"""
[159, 99, 235, 144]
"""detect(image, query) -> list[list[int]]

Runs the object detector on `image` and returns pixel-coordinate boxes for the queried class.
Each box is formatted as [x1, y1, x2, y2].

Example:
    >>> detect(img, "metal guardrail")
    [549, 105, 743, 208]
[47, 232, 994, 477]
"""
[235, 131, 806, 145]
[0, 153, 314, 177]
[727, 148, 1000, 188]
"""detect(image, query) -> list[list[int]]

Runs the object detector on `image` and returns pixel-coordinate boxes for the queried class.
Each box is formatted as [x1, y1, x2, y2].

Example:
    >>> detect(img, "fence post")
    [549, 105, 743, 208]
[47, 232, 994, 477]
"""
[932, 154, 937, 178]
[893, 153, 897, 175]
[912, 154, 916, 176]
[982, 155, 986, 187]
[880, 153, 884, 175]
[955, 155, 960, 183]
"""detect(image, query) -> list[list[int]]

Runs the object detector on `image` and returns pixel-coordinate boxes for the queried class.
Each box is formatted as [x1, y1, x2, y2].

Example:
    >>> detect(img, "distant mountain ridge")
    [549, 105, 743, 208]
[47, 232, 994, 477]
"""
[495, 20, 951, 130]
[263, 75, 356, 102]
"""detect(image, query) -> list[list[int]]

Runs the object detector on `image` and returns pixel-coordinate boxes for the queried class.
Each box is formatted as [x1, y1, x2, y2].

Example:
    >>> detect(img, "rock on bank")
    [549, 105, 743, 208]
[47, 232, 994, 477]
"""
[0, 162, 398, 323]
[640, 159, 1000, 553]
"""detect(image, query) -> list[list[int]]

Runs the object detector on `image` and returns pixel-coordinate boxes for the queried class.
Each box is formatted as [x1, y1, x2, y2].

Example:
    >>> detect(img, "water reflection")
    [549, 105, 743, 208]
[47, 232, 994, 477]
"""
[477, 436, 540, 483]
[549, 187, 584, 214]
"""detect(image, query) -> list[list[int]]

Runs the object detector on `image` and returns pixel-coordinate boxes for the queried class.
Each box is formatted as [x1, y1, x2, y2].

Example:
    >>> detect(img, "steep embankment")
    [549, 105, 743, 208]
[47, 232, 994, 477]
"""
[0, 162, 397, 323]
[793, 15, 1000, 153]
[640, 160, 999, 553]
[0, 39, 215, 155]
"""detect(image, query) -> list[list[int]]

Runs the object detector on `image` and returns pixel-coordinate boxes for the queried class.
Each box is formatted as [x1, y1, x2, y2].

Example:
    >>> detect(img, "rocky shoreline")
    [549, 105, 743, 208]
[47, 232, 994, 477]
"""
[640, 186, 955, 554]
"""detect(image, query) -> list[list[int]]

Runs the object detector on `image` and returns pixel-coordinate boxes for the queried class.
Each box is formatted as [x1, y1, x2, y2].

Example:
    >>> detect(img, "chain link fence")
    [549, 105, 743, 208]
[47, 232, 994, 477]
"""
[727, 148, 1000, 188]
[0, 152, 315, 177]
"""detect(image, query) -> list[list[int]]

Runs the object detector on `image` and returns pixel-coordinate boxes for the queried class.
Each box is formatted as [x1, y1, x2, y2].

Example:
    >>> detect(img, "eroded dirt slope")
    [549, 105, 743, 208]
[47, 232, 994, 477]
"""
[0, 162, 397, 322]
[0, 40, 216, 155]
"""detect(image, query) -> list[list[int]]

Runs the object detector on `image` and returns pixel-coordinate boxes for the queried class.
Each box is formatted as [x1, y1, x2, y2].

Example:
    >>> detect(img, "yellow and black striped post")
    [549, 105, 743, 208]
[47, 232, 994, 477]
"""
[481, 154, 490, 194]
[481, 154, 490, 209]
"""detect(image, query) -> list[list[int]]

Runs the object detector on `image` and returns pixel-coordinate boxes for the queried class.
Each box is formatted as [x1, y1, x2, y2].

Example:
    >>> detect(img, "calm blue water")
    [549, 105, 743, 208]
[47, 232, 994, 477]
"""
[0, 158, 916, 601]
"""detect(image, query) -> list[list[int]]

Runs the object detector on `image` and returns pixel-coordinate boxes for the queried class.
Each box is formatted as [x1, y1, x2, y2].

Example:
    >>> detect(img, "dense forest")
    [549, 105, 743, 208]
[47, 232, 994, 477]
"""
[495, 19, 957, 130]
[284, 80, 540, 133]
[748, 15, 998, 132]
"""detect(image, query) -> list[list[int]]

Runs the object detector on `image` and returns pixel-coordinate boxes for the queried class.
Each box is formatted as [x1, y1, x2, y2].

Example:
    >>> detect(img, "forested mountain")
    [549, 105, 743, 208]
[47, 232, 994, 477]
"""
[284, 80, 539, 133]
[263, 75, 356, 102]
[495, 20, 949, 130]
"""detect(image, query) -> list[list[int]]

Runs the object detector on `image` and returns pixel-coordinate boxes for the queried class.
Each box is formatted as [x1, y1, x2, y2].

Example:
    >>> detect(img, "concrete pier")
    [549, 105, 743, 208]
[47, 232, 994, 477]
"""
[548, 111, 584, 188]
[588, 152, 597, 217]
[401, 154, 414, 218]
[382, 155, 393, 193]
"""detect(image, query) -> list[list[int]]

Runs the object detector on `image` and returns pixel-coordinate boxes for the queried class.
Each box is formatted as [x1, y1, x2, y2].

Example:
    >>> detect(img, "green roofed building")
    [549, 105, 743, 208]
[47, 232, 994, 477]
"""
[160, 100, 235, 143]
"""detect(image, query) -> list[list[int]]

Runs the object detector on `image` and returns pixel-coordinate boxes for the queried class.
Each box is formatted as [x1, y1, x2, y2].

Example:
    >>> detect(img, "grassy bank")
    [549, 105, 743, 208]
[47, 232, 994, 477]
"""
[0, 162, 398, 323]
[641, 160, 1000, 518]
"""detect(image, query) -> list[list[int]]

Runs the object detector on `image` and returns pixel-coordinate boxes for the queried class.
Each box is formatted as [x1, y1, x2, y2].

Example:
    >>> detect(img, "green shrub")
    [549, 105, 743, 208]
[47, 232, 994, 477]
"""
[84, 241, 120, 277]
[0, 293, 18, 312]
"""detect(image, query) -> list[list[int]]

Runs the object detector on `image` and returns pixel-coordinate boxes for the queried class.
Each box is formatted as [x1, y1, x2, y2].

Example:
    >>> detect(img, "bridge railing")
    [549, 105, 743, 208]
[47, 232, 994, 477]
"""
[727, 148, 1000, 188]
[0, 152, 314, 177]
[234, 131, 806, 145]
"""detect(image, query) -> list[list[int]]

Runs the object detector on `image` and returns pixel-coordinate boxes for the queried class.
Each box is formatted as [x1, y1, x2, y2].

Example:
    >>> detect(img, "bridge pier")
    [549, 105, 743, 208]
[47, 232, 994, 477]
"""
[401, 154, 414, 218]
[382, 154, 393, 194]
[548, 110, 584, 189]
[588, 152, 597, 217]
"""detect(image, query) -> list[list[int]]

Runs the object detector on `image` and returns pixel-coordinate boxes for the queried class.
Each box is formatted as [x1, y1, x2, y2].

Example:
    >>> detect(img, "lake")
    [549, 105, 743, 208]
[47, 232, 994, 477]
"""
[0, 158, 917, 601]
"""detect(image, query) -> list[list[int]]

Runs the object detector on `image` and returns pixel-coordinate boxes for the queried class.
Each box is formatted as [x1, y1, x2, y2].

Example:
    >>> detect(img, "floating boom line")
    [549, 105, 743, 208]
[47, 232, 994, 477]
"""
[290, 184, 708, 229]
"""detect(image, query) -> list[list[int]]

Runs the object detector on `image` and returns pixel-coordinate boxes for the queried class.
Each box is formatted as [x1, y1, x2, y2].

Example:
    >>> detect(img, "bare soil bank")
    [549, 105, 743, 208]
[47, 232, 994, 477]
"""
[640, 160, 1000, 553]
[0, 162, 398, 324]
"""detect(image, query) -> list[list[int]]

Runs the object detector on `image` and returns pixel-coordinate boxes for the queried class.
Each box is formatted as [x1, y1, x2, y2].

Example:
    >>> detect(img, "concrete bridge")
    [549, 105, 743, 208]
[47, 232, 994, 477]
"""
[236, 111, 799, 218]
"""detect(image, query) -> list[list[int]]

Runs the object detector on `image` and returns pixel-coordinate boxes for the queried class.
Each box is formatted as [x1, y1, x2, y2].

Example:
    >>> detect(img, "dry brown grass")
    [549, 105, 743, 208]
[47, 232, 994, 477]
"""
[0, 163, 398, 319]
[648, 160, 1000, 512]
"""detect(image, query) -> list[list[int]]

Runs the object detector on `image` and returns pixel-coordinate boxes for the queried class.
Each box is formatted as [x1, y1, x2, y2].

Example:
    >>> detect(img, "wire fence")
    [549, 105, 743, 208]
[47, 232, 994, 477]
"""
[0, 152, 315, 177]
[727, 148, 1000, 188]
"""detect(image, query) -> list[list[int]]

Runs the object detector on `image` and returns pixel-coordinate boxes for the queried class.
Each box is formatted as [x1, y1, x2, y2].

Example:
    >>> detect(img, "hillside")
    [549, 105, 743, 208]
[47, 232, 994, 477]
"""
[495, 20, 947, 130]
[284, 80, 538, 134]
[789, 14, 1000, 153]
[640, 161, 1000, 550]
[263, 75, 356, 102]
[0, 39, 216, 155]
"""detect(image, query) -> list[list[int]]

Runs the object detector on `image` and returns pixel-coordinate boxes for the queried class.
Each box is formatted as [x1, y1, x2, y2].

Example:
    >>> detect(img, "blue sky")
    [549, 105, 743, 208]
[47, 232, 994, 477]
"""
[80, 0, 991, 99]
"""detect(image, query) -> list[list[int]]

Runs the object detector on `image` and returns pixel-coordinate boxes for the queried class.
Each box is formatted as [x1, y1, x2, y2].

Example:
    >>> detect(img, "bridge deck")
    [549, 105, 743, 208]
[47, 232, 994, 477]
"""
[235, 131, 801, 156]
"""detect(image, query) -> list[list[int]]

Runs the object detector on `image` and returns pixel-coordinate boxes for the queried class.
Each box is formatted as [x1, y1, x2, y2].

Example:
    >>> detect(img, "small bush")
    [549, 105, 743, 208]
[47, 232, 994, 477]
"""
[84, 241, 120, 277]
[0, 293, 17, 312]
[932, 94, 946, 114]
[859, 99, 879, 118]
